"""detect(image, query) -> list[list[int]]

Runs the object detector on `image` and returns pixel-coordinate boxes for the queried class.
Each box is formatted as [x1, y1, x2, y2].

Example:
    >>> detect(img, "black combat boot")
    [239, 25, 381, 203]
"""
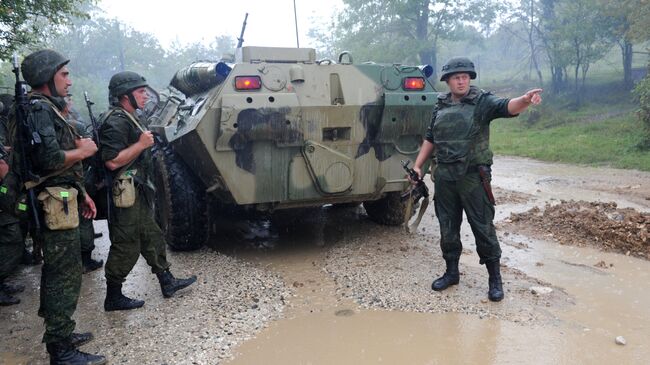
[0, 289, 20, 306]
[47, 339, 106, 365]
[68, 332, 93, 348]
[81, 251, 103, 273]
[156, 270, 197, 298]
[104, 283, 145, 311]
[486, 260, 504, 302]
[1, 282, 25, 294]
[432, 259, 460, 291]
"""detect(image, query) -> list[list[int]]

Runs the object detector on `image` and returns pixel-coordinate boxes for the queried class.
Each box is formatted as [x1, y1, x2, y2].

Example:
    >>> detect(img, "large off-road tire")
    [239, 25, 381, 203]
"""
[152, 144, 208, 251]
[363, 192, 408, 226]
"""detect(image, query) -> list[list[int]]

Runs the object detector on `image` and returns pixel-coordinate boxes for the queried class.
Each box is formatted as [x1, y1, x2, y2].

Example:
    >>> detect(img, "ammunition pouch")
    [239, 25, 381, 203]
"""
[112, 169, 137, 208]
[37, 186, 79, 230]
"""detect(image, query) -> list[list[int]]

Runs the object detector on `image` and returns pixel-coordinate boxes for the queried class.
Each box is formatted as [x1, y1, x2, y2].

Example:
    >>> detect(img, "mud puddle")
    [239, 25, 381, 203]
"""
[223, 157, 650, 364]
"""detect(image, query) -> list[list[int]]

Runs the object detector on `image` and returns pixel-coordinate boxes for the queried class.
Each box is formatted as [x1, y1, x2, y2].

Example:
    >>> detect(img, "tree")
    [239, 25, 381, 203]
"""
[509, 0, 545, 85]
[0, 0, 93, 59]
[602, 0, 650, 90]
[324, 0, 501, 80]
[558, 0, 611, 105]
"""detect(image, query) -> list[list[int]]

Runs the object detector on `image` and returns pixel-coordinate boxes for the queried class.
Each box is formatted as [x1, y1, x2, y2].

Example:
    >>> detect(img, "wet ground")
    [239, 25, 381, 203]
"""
[1, 156, 649, 364]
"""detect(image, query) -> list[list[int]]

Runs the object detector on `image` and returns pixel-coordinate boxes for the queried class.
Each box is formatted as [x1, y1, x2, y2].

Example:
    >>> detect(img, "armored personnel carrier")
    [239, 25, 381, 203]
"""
[148, 47, 436, 250]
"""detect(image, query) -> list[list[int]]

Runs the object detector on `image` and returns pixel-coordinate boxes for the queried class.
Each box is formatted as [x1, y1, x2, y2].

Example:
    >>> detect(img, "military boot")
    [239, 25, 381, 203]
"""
[156, 270, 197, 298]
[1, 282, 25, 294]
[0, 289, 20, 306]
[486, 260, 504, 302]
[47, 340, 106, 365]
[104, 283, 144, 311]
[432, 259, 460, 291]
[81, 251, 103, 274]
[69, 332, 94, 348]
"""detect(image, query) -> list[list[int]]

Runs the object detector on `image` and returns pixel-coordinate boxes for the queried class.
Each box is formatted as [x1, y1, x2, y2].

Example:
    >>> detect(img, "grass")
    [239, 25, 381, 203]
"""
[491, 107, 650, 172]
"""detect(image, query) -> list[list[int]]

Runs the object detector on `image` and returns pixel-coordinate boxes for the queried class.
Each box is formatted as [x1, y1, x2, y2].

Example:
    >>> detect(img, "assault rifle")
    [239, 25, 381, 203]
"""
[83, 91, 112, 221]
[12, 53, 41, 231]
[400, 159, 430, 232]
[401, 159, 429, 203]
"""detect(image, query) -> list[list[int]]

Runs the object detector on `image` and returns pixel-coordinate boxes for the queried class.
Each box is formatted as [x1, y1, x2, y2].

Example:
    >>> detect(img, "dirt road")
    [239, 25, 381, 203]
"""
[1, 156, 649, 364]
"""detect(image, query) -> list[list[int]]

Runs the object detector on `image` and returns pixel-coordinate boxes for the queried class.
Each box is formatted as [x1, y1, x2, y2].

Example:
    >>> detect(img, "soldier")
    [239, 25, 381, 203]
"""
[99, 71, 196, 312]
[20, 49, 105, 364]
[0, 94, 25, 306]
[63, 95, 104, 273]
[412, 57, 542, 302]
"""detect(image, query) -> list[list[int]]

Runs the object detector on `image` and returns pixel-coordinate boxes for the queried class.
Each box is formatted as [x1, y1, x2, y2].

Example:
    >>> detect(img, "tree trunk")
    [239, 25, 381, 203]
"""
[621, 40, 633, 90]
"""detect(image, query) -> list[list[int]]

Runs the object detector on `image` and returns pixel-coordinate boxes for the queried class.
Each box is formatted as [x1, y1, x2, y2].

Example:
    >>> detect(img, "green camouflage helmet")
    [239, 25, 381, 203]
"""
[440, 57, 476, 82]
[21, 49, 70, 87]
[109, 71, 148, 98]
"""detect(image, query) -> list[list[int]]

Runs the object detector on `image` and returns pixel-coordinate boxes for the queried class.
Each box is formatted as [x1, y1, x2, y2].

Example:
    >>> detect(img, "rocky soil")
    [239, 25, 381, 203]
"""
[503, 200, 649, 260]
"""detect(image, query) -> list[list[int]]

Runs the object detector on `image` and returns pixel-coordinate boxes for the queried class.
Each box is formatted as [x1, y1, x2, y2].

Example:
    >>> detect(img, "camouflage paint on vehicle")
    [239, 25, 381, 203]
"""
[150, 47, 435, 210]
[150, 47, 436, 210]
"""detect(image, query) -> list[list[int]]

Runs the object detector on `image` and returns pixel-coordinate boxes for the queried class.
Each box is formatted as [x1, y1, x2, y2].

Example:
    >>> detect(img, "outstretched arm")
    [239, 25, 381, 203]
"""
[508, 88, 543, 115]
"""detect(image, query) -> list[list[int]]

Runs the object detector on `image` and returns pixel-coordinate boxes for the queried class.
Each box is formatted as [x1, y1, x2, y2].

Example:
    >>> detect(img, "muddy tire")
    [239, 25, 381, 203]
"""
[153, 144, 208, 251]
[363, 192, 408, 226]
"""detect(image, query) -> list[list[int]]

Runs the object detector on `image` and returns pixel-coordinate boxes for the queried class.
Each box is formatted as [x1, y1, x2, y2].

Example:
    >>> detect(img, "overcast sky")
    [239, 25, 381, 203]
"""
[100, 0, 342, 49]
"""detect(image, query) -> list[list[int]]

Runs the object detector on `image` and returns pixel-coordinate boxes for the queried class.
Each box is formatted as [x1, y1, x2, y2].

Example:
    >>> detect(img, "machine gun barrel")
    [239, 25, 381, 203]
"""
[237, 13, 248, 48]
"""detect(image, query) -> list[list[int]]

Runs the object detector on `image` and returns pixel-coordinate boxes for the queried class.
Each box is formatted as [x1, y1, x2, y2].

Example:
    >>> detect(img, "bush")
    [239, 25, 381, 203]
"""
[632, 66, 650, 150]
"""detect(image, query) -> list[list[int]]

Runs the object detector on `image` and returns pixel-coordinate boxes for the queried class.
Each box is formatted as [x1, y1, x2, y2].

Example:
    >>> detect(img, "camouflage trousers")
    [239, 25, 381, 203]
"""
[37, 224, 82, 343]
[105, 190, 170, 286]
[79, 215, 95, 254]
[0, 220, 23, 282]
[433, 170, 501, 265]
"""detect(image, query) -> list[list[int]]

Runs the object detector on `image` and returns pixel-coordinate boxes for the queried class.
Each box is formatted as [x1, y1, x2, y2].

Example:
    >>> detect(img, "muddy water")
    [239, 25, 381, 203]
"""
[226, 156, 650, 364]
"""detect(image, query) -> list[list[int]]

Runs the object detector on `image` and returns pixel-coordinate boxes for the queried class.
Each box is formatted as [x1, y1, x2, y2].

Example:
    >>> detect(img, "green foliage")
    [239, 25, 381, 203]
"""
[320, 0, 503, 79]
[0, 0, 94, 59]
[492, 107, 650, 171]
[632, 69, 650, 150]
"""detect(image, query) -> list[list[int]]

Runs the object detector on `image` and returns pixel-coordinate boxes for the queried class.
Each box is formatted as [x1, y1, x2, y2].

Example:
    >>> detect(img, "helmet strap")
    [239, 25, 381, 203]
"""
[127, 93, 139, 111]
[47, 79, 60, 98]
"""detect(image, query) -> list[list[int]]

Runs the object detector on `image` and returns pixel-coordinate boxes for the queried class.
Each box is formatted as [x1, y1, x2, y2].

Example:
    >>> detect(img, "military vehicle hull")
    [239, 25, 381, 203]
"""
[149, 47, 436, 250]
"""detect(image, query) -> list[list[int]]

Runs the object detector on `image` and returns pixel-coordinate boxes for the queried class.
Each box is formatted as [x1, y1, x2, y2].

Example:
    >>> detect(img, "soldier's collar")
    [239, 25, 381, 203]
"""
[438, 86, 481, 106]
[31, 93, 67, 111]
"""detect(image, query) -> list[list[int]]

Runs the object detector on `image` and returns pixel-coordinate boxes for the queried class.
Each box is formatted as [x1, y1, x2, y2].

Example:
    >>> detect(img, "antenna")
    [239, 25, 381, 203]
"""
[293, 0, 300, 48]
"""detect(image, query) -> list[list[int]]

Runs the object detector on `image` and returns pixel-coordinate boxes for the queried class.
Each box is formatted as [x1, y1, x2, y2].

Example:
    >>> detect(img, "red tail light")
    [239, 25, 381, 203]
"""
[403, 77, 426, 91]
[235, 76, 262, 90]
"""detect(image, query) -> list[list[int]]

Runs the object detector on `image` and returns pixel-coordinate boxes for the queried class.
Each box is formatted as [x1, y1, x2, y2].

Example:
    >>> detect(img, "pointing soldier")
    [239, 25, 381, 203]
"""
[412, 57, 542, 302]
[99, 71, 196, 312]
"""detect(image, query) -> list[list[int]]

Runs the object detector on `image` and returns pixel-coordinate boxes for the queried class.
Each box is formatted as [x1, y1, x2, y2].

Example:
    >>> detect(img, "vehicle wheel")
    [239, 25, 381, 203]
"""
[153, 144, 208, 251]
[363, 192, 408, 226]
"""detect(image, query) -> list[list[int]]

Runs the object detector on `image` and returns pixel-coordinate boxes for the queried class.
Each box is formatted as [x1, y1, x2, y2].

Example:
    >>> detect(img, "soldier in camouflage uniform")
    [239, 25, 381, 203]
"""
[20, 49, 106, 364]
[0, 94, 25, 306]
[412, 57, 542, 302]
[63, 95, 104, 273]
[99, 71, 196, 312]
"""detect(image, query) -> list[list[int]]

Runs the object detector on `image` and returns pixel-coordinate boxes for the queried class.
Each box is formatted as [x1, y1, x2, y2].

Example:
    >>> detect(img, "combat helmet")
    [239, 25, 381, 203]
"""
[21, 49, 70, 88]
[109, 71, 148, 98]
[439, 57, 476, 82]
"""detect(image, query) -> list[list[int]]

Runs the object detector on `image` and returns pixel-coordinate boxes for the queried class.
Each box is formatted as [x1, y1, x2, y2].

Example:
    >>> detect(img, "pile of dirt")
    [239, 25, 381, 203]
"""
[506, 200, 649, 260]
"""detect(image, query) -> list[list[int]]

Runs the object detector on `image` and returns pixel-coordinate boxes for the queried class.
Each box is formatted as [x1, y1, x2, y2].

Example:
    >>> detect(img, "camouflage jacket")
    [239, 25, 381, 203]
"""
[99, 107, 153, 185]
[27, 93, 85, 192]
[425, 86, 514, 180]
